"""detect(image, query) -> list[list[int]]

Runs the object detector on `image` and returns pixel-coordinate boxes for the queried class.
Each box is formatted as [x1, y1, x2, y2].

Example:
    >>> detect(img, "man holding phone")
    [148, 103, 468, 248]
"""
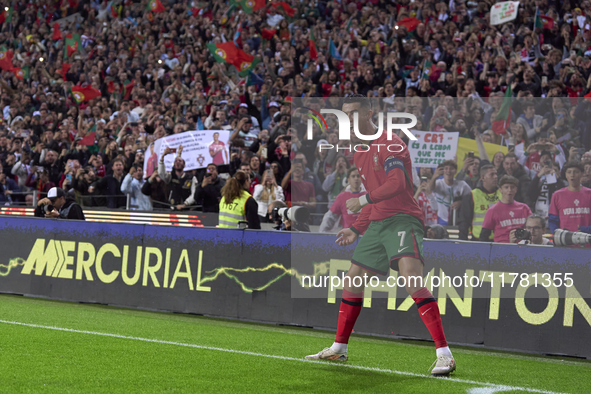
[185, 163, 225, 212]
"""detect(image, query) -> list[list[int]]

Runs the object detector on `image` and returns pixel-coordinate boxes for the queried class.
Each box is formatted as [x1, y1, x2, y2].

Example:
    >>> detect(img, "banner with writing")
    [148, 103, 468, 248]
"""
[490, 1, 520, 25]
[143, 130, 231, 178]
[408, 131, 459, 166]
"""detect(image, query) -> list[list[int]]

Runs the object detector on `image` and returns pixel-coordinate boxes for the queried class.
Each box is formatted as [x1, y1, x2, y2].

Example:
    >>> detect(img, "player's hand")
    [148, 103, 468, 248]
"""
[336, 228, 358, 246]
[346, 197, 362, 213]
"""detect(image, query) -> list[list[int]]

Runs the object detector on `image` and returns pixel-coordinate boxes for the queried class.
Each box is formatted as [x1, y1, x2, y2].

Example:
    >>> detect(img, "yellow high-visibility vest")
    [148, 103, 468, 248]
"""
[471, 188, 502, 239]
[218, 191, 251, 228]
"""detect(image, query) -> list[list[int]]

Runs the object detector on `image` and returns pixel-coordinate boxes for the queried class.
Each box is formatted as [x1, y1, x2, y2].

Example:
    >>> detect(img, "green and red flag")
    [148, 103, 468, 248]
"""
[52, 23, 62, 41]
[111, 4, 118, 18]
[272, 2, 295, 17]
[146, 0, 165, 13]
[64, 34, 82, 58]
[207, 42, 260, 77]
[220, 4, 236, 25]
[534, 8, 554, 29]
[36, 10, 44, 26]
[0, 49, 14, 71]
[422, 60, 435, 80]
[13, 66, 29, 80]
[0, 6, 13, 24]
[70, 85, 101, 104]
[78, 124, 97, 146]
[122, 80, 135, 100]
[492, 85, 512, 135]
[309, 29, 317, 60]
[235, 0, 266, 14]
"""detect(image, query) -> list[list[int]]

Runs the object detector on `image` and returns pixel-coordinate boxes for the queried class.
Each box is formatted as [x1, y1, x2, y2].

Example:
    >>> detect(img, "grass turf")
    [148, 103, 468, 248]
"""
[0, 294, 589, 393]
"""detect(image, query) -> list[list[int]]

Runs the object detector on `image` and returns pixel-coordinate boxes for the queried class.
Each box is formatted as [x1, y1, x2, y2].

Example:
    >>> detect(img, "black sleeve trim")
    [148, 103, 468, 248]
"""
[416, 298, 436, 308]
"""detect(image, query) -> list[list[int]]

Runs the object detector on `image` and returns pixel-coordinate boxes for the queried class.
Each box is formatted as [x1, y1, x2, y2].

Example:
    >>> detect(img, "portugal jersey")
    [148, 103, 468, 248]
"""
[351, 132, 424, 235]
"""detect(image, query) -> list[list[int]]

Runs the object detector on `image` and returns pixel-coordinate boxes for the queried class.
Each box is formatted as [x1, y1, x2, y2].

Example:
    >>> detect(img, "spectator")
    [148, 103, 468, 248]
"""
[527, 160, 566, 217]
[549, 161, 591, 234]
[414, 168, 438, 227]
[219, 171, 260, 229]
[91, 158, 126, 209]
[455, 155, 481, 189]
[480, 175, 532, 243]
[39, 150, 63, 186]
[0, 171, 20, 204]
[459, 164, 501, 241]
[26, 168, 55, 197]
[253, 169, 285, 223]
[187, 163, 226, 213]
[497, 153, 532, 203]
[319, 167, 366, 233]
[141, 171, 169, 210]
[322, 155, 350, 210]
[158, 146, 193, 207]
[282, 161, 316, 209]
[121, 164, 152, 211]
[72, 166, 98, 207]
[517, 103, 544, 141]
[509, 215, 552, 245]
[428, 160, 472, 225]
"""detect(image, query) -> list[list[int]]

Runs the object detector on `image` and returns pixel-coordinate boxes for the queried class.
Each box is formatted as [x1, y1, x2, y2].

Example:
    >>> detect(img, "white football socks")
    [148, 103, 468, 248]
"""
[331, 342, 348, 354]
[436, 346, 452, 358]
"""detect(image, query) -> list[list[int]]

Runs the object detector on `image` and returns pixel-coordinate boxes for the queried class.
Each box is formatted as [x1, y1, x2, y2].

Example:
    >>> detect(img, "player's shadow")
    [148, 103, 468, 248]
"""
[279, 364, 418, 392]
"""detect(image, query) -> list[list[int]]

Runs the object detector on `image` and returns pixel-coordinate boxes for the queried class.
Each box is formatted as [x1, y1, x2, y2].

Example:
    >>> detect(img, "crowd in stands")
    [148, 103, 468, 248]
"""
[0, 0, 591, 241]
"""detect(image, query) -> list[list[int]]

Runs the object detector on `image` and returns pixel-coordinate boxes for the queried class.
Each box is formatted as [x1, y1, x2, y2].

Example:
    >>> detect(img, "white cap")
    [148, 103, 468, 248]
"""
[47, 187, 65, 200]
[239, 103, 248, 108]
[268, 101, 280, 108]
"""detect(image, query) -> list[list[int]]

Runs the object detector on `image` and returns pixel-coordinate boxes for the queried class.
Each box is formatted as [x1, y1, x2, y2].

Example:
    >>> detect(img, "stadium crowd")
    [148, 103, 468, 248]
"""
[0, 0, 591, 241]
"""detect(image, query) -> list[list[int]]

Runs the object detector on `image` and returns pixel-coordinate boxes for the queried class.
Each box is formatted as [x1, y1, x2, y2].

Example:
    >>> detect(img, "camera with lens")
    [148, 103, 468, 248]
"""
[554, 229, 591, 247]
[44, 204, 55, 214]
[514, 228, 531, 241]
[272, 206, 310, 231]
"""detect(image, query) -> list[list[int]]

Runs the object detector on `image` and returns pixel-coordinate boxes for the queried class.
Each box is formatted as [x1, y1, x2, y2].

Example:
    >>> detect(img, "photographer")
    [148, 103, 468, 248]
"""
[268, 200, 310, 232]
[509, 215, 552, 245]
[34, 187, 85, 220]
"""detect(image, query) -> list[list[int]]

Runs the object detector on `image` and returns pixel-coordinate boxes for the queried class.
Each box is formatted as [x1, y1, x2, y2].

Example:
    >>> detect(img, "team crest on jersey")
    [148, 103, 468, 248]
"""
[509, 211, 514, 217]
[574, 199, 580, 206]
[373, 153, 380, 170]
[197, 154, 205, 166]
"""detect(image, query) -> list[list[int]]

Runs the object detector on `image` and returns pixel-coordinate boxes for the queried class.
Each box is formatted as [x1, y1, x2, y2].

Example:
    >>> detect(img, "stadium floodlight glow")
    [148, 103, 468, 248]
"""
[158, 59, 163, 64]
[39, 57, 44, 62]
[395, 25, 399, 30]
[4, 7, 8, 11]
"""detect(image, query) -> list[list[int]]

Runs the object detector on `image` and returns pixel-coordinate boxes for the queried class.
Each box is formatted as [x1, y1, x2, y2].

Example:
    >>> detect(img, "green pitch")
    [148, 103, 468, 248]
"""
[0, 295, 589, 393]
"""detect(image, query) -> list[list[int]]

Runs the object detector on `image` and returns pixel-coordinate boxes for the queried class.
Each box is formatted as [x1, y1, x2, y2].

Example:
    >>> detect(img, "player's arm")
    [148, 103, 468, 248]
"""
[350, 203, 372, 235]
[358, 155, 411, 206]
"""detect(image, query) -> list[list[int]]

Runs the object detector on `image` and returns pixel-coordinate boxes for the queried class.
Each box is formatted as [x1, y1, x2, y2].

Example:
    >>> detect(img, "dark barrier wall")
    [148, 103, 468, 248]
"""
[1, 216, 590, 359]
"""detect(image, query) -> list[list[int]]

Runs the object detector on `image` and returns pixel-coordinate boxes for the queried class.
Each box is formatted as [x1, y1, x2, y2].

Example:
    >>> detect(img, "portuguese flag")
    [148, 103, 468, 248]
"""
[309, 29, 317, 60]
[534, 8, 553, 30]
[64, 34, 82, 58]
[492, 85, 512, 135]
[13, 66, 29, 80]
[397, 16, 420, 32]
[61, 63, 71, 80]
[0, 6, 13, 24]
[146, 0, 165, 13]
[232, 0, 265, 14]
[0, 49, 14, 71]
[272, 2, 295, 17]
[122, 80, 135, 100]
[207, 42, 260, 77]
[261, 28, 276, 40]
[70, 86, 101, 104]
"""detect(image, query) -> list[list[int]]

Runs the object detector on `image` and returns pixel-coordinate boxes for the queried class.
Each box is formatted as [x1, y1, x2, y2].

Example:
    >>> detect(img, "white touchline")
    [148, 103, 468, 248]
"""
[0, 319, 566, 394]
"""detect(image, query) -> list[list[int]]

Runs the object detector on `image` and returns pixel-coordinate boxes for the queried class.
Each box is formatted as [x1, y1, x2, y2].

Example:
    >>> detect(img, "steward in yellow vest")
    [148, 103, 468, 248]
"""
[458, 165, 501, 240]
[218, 171, 261, 229]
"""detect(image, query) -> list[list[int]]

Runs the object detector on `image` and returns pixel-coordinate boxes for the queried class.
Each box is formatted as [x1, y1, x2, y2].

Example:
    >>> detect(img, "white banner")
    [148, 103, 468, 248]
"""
[408, 131, 459, 166]
[490, 1, 519, 25]
[143, 129, 231, 178]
